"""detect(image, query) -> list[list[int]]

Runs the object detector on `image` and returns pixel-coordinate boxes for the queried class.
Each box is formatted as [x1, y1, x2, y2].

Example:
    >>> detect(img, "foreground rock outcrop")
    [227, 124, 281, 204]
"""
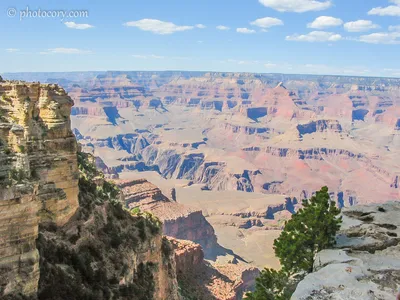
[292, 201, 400, 299]
[0, 80, 79, 296]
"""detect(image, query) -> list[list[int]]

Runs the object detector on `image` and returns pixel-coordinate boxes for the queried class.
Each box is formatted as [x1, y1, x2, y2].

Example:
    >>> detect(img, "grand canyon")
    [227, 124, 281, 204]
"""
[1, 71, 399, 299]
[10, 71, 399, 206]
[3, 0, 400, 297]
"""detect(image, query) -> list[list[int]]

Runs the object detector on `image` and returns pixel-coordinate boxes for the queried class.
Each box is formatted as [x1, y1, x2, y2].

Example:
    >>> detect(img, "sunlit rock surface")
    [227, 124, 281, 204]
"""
[292, 202, 400, 300]
[0, 80, 79, 296]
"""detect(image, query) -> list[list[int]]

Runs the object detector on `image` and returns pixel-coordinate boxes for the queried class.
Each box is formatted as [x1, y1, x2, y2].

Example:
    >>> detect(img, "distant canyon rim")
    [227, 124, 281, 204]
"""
[3, 70, 400, 269]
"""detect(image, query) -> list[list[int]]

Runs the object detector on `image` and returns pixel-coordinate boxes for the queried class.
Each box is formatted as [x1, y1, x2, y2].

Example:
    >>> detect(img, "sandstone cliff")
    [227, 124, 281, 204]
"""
[0, 80, 79, 296]
[292, 202, 400, 299]
[0, 79, 180, 299]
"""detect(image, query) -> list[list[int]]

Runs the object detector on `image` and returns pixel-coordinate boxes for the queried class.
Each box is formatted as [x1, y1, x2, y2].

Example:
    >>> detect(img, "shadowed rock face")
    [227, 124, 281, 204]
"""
[292, 202, 400, 300]
[246, 107, 268, 120]
[168, 237, 259, 300]
[103, 106, 121, 125]
[395, 119, 400, 130]
[297, 119, 342, 137]
[352, 109, 369, 121]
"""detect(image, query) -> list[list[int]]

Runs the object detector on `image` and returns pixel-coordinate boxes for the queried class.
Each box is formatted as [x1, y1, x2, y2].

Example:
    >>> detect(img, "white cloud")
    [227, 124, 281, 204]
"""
[250, 17, 283, 28]
[5, 48, 20, 53]
[389, 25, 400, 31]
[383, 68, 400, 76]
[258, 0, 332, 13]
[216, 25, 230, 30]
[40, 48, 92, 55]
[344, 20, 379, 32]
[237, 28, 256, 34]
[64, 21, 94, 30]
[307, 16, 343, 29]
[368, 0, 400, 16]
[171, 56, 191, 60]
[132, 54, 192, 60]
[286, 31, 342, 42]
[302, 64, 372, 76]
[132, 54, 164, 59]
[264, 63, 278, 68]
[225, 59, 260, 65]
[195, 24, 206, 29]
[357, 32, 400, 44]
[124, 19, 194, 34]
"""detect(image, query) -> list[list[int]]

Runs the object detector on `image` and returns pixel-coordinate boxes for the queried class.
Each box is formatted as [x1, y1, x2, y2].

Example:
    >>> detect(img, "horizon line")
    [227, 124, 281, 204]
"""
[1, 70, 400, 80]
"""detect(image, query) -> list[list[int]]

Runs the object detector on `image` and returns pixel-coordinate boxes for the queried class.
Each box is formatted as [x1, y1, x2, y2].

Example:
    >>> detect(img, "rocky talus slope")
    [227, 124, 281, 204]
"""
[292, 202, 400, 299]
[0, 78, 180, 299]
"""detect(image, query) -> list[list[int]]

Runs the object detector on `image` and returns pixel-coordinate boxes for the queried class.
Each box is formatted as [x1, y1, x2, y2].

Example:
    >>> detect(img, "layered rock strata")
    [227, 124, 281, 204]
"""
[0, 80, 79, 296]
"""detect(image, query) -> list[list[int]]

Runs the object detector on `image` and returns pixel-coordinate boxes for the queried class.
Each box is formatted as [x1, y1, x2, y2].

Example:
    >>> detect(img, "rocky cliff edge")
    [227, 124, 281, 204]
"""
[292, 201, 400, 300]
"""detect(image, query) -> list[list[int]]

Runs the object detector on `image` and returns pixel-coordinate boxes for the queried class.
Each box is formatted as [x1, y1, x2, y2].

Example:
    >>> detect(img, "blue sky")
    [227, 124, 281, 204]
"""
[1, 0, 400, 77]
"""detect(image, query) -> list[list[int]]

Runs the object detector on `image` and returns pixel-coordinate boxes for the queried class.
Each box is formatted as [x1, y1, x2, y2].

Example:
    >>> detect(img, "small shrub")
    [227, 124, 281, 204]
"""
[18, 145, 26, 153]
[246, 269, 297, 300]
[1, 94, 10, 102]
[161, 237, 173, 260]
[9, 168, 27, 183]
[130, 207, 141, 215]
[30, 168, 39, 179]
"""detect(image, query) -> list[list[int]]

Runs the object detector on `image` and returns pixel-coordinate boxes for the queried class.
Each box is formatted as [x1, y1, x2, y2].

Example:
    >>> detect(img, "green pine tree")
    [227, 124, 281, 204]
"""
[246, 186, 342, 299]
[274, 186, 342, 274]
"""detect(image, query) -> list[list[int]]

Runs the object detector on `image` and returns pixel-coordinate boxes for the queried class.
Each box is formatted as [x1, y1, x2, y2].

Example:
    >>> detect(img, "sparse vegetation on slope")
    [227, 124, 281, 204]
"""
[246, 186, 342, 300]
[34, 151, 165, 300]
